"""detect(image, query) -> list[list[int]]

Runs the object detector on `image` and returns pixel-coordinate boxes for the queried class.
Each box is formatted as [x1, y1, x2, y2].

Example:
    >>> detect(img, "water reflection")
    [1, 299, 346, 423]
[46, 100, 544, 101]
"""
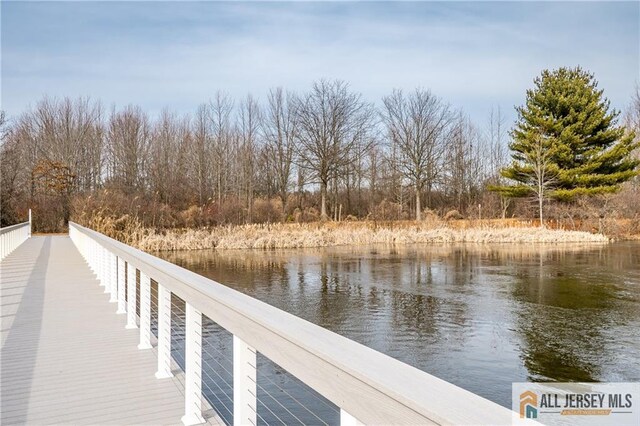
[159, 242, 640, 409]
[509, 245, 640, 385]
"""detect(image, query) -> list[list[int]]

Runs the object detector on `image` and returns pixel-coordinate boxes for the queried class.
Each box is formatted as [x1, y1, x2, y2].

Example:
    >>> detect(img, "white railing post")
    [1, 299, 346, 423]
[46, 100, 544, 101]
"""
[109, 252, 117, 303]
[28, 209, 32, 237]
[117, 257, 126, 314]
[340, 409, 359, 426]
[99, 245, 102, 281]
[138, 272, 152, 350]
[126, 262, 138, 329]
[155, 283, 173, 379]
[95, 244, 100, 282]
[90, 241, 96, 272]
[100, 246, 107, 290]
[182, 302, 205, 426]
[233, 335, 257, 426]
[103, 248, 110, 293]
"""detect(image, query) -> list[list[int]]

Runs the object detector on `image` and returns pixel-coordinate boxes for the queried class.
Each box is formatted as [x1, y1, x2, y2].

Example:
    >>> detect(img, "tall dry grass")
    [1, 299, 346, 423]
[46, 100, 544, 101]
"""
[135, 222, 609, 251]
[73, 203, 610, 251]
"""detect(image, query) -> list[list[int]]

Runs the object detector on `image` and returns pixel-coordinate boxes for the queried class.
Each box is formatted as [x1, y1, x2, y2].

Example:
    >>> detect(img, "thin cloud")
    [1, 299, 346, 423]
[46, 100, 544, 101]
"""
[2, 1, 638, 126]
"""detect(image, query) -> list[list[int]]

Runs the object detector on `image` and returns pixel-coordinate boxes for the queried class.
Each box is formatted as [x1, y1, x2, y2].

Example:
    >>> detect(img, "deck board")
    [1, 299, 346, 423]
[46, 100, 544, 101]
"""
[1, 236, 222, 426]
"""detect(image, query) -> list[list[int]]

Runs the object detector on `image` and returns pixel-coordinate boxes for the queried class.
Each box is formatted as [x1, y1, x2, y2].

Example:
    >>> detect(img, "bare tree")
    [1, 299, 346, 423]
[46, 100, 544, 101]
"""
[1, 98, 103, 227]
[445, 112, 483, 213]
[238, 94, 262, 222]
[382, 89, 454, 220]
[190, 104, 213, 205]
[0, 111, 24, 225]
[262, 88, 297, 214]
[626, 85, 640, 167]
[500, 132, 558, 226]
[148, 109, 192, 207]
[486, 106, 511, 218]
[531, 134, 558, 225]
[295, 79, 374, 220]
[106, 105, 150, 192]
[209, 92, 234, 204]
[25, 97, 103, 192]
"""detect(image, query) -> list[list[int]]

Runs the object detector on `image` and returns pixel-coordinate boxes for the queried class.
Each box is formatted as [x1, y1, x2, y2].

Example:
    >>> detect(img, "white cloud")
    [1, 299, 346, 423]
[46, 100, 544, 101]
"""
[2, 1, 638, 128]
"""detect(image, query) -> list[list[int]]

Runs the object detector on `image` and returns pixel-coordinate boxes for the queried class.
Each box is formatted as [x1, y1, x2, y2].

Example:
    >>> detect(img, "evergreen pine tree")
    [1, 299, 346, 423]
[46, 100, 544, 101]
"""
[493, 67, 639, 223]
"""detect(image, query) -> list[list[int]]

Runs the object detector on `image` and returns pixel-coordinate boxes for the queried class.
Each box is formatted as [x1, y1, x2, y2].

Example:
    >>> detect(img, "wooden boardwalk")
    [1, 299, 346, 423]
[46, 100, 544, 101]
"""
[0, 236, 221, 425]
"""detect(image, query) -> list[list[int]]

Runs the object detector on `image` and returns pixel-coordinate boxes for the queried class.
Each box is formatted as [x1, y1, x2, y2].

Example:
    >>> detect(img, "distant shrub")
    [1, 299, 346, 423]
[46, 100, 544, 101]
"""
[444, 210, 464, 220]
[252, 198, 283, 223]
[216, 197, 245, 225]
[371, 200, 405, 220]
[293, 207, 320, 223]
[305, 207, 320, 222]
[420, 209, 442, 228]
[180, 205, 202, 228]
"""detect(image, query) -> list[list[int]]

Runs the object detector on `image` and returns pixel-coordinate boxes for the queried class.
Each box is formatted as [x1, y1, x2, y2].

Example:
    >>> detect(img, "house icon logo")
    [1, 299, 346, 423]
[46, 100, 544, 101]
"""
[520, 390, 538, 419]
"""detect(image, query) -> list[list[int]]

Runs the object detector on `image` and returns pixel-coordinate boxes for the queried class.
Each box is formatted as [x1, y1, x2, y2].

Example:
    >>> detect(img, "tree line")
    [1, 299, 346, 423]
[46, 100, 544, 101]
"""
[1, 69, 638, 232]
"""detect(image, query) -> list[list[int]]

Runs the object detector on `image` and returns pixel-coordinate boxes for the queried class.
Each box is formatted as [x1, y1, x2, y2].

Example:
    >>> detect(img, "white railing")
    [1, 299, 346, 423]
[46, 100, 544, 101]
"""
[69, 221, 515, 426]
[0, 210, 32, 260]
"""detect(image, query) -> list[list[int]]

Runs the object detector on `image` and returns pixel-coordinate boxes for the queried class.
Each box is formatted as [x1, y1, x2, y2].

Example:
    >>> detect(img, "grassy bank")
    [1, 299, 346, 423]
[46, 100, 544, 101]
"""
[129, 221, 609, 251]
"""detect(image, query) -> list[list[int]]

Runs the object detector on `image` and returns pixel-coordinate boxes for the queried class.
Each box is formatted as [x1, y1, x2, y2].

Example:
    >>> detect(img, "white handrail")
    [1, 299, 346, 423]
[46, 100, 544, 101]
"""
[0, 211, 31, 260]
[69, 221, 516, 425]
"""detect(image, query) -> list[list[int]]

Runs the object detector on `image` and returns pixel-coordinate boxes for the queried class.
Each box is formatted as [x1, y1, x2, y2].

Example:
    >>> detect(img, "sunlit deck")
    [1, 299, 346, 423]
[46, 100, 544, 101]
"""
[0, 236, 221, 425]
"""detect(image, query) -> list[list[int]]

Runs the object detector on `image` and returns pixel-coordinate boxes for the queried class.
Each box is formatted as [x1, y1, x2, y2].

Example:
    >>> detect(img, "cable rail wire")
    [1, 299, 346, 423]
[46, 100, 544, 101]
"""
[168, 293, 338, 425]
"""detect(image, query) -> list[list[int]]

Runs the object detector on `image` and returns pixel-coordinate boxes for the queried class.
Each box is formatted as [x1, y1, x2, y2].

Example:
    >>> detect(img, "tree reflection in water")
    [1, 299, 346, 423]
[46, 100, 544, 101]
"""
[160, 242, 640, 410]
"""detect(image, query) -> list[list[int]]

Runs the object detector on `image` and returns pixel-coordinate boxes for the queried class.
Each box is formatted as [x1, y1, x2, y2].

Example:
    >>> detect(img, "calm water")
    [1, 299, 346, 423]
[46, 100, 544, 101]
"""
[158, 242, 640, 423]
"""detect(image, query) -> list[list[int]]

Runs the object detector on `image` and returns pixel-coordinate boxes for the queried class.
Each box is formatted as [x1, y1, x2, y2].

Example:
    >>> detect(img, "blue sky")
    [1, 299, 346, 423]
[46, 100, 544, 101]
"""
[2, 1, 639, 128]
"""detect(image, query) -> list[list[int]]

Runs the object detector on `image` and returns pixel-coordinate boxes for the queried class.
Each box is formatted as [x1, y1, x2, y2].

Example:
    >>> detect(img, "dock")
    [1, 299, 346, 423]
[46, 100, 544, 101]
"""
[1, 236, 221, 425]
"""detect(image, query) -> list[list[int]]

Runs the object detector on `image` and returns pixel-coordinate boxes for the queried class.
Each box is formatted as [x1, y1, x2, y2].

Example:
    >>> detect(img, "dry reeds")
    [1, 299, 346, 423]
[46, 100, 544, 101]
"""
[135, 222, 609, 251]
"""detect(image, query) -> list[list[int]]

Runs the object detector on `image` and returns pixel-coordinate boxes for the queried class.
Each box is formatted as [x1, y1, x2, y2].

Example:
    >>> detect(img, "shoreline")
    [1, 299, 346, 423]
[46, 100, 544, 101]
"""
[130, 222, 611, 252]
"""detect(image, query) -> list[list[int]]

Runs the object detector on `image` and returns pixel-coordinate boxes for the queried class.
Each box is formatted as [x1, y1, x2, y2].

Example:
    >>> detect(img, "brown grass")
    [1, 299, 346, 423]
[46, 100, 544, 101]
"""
[134, 221, 609, 251]
[73, 206, 612, 251]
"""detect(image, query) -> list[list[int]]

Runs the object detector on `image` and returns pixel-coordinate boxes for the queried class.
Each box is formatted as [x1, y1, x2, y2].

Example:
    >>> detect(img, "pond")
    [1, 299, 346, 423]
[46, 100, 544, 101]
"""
[158, 242, 640, 424]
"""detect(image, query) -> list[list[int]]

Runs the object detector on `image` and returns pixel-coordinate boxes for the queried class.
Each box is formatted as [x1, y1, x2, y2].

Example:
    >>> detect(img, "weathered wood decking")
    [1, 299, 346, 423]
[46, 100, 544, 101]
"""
[0, 236, 220, 425]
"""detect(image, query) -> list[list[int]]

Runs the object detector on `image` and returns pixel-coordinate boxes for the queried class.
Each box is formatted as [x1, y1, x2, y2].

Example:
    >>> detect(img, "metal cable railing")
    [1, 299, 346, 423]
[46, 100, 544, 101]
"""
[69, 221, 516, 426]
[163, 277, 339, 425]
